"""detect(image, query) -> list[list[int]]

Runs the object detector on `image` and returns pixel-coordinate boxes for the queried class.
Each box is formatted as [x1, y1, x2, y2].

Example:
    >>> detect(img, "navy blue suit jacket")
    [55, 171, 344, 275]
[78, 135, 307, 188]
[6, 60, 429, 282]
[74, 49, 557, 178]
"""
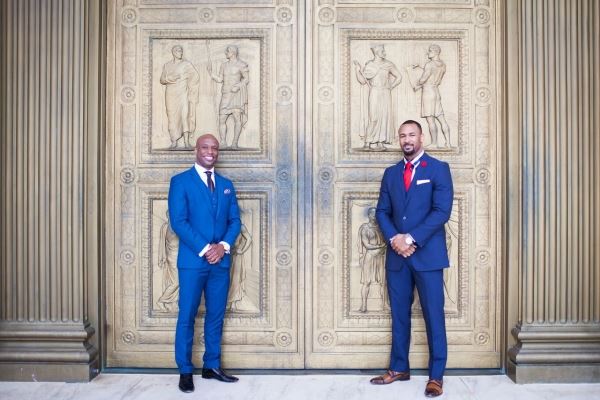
[168, 167, 241, 269]
[376, 153, 453, 271]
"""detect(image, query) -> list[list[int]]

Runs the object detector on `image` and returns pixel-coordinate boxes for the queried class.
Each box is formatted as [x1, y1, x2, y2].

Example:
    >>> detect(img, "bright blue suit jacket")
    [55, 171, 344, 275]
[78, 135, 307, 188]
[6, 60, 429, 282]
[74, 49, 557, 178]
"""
[168, 167, 241, 269]
[376, 152, 453, 271]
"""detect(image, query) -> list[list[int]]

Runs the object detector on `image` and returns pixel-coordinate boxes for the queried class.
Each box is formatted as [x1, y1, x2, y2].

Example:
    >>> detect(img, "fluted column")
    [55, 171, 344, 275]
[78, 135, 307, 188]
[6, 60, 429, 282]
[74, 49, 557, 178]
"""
[0, 0, 102, 381]
[507, 0, 600, 383]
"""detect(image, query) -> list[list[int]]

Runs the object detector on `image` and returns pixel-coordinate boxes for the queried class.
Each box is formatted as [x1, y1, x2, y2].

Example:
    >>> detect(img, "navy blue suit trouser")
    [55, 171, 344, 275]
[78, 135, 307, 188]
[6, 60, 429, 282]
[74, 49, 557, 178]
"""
[387, 264, 447, 380]
[175, 266, 230, 373]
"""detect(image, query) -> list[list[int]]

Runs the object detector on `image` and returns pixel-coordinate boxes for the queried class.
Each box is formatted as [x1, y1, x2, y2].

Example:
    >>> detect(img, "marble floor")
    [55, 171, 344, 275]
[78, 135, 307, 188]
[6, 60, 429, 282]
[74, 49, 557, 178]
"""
[1, 373, 599, 400]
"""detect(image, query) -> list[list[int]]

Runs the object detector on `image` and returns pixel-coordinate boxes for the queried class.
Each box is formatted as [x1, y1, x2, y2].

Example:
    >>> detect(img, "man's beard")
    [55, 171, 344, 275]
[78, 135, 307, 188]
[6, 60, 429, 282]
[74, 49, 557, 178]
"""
[402, 145, 415, 155]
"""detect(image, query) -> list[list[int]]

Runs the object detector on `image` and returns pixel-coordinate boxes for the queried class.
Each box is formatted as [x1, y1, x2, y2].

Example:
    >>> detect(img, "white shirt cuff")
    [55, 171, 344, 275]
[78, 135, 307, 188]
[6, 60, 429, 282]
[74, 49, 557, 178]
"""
[199, 242, 230, 258]
[198, 244, 211, 257]
[220, 241, 230, 253]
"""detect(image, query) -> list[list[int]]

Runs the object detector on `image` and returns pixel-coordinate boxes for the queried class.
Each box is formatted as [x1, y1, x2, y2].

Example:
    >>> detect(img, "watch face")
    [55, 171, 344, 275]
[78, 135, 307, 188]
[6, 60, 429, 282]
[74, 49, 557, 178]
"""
[405, 237, 412, 245]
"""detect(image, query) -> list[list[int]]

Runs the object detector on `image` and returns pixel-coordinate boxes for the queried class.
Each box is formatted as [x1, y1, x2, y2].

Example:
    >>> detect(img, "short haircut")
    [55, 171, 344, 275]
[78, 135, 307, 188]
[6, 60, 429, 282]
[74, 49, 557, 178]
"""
[227, 45, 239, 56]
[399, 119, 422, 133]
[429, 44, 441, 54]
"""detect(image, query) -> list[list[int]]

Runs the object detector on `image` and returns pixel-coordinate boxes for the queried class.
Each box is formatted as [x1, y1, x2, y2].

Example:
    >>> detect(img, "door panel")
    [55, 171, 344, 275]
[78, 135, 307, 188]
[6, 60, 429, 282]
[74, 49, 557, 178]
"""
[107, 0, 303, 368]
[306, 1, 501, 368]
[106, 0, 501, 369]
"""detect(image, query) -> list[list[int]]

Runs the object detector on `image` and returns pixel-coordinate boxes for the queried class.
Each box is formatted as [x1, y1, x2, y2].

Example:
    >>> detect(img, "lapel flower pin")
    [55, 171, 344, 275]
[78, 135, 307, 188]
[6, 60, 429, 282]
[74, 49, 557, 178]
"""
[420, 160, 427, 167]
[224, 188, 231, 194]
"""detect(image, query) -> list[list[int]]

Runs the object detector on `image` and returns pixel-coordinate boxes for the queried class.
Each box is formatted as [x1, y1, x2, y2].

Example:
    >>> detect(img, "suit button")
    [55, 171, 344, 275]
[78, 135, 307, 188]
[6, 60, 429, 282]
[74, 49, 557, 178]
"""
[403, 216, 407, 220]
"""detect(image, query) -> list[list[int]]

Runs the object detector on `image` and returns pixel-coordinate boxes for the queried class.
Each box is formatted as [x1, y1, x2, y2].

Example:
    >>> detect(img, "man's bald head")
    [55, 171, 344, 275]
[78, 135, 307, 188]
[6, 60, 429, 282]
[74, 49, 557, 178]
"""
[196, 134, 219, 147]
[195, 134, 220, 169]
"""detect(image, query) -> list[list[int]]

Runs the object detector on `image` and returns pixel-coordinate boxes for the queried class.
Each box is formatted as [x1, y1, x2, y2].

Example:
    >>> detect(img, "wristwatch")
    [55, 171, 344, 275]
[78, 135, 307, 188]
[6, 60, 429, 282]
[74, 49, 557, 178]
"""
[405, 235, 415, 245]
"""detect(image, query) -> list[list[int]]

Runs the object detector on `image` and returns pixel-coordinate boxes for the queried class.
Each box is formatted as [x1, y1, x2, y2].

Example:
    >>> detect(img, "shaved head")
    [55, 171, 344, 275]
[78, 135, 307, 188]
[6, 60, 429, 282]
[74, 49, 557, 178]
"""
[196, 134, 219, 147]
[195, 134, 220, 169]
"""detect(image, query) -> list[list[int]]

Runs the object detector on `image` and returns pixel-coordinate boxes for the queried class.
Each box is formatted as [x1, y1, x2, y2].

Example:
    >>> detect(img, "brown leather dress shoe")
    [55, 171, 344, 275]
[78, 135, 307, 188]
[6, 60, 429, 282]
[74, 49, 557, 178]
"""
[369, 370, 410, 385]
[424, 379, 443, 397]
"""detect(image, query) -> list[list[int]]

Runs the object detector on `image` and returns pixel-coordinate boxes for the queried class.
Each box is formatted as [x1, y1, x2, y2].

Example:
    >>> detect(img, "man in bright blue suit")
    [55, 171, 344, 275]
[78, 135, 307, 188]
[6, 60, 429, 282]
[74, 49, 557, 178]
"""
[371, 120, 453, 398]
[168, 134, 241, 393]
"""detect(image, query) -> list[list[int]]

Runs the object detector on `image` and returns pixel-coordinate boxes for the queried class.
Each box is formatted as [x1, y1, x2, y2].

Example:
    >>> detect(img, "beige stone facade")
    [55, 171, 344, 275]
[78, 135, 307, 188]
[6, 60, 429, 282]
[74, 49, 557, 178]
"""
[0, 0, 598, 383]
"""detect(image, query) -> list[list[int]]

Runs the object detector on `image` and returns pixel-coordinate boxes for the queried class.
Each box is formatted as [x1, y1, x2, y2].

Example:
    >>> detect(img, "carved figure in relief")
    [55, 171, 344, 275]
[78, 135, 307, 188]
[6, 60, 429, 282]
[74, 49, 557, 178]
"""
[372, 120, 453, 397]
[156, 210, 180, 311]
[353, 44, 402, 151]
[409, 44, 451, 148]
[358, 207, 388, 312]
[160, 45, 200, 149]
[207, 45, 249, 149]
[443, 211, 459, 306]
[227, 223, 252, 311]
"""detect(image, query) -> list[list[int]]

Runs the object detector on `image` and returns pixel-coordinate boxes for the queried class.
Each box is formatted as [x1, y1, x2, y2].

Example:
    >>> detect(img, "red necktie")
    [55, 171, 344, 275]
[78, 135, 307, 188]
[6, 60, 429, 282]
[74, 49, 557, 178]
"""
[404, 161, 413, 191]
[205, 171, 214, 192]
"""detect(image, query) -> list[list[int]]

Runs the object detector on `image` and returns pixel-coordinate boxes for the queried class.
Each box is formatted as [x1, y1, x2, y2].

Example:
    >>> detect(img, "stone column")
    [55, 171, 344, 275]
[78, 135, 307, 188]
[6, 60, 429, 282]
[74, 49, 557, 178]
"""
[0, 0, 103, 381]
[507, 0, 600, 383]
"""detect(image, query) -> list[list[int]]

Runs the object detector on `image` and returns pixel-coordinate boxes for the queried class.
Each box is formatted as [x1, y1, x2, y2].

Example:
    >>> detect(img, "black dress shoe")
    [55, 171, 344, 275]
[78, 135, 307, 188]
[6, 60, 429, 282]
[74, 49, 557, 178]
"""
[201, 368, 239, 383]
[178, 373, 194, 393]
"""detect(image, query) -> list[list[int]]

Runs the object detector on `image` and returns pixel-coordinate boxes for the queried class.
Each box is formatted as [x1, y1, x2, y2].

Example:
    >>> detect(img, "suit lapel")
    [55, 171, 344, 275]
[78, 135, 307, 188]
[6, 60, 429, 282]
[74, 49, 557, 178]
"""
[215, 173, 223, 220]
[395, 162, 407, 204]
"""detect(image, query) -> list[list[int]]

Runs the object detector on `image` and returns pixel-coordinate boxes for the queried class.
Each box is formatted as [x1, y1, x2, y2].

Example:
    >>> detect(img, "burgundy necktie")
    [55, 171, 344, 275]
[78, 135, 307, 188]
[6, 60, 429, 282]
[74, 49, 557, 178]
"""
[404, 161, 413, 191]
[205, 171, 214, 193]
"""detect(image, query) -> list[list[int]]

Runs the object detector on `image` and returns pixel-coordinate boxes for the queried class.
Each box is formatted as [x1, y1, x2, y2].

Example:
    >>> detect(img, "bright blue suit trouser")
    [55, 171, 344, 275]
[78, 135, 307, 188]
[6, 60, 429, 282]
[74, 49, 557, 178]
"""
[175, 266, 230, 373]
[387, 264, 447, 380]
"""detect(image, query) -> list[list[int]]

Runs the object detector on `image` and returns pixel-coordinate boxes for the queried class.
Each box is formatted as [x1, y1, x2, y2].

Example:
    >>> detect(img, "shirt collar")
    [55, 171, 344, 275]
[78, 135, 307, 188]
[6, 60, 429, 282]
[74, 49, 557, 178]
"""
[403, 150, 425, 166]
[194, 163, 215, 176]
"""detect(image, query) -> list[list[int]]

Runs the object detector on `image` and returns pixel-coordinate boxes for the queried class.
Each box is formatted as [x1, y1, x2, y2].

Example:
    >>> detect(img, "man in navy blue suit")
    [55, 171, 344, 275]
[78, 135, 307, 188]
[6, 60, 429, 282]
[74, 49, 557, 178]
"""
[371, 120, 453, 397]
[168, 134, 241, 393]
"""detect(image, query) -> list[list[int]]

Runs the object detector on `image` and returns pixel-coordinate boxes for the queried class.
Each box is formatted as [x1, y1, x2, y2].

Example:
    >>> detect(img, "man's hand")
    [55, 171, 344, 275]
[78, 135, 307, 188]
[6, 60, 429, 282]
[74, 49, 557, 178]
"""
[390, 234, 417, 258]
[205, 243, 225, 264]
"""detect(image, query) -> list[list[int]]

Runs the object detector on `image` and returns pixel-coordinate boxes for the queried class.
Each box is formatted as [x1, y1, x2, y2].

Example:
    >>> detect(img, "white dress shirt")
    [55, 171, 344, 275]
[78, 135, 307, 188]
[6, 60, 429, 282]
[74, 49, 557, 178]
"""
[194, 163, 231, 257]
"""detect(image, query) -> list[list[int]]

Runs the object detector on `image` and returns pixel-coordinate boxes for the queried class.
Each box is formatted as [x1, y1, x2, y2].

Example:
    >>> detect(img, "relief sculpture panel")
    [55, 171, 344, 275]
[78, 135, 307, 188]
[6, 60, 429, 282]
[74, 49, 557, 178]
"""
[143, 31, 270, 164]
[350, 41, 458, 152]
[149, 198, 262, 318]
[152, 40, 261, 151]
[341, 192, 466, 325]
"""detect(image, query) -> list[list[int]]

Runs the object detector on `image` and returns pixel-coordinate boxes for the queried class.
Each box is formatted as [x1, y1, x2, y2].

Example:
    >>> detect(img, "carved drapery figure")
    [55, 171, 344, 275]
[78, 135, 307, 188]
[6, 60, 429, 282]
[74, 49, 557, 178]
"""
[353, 44, 402, 151]
[157, 210, 180, 311]
[228, 223, 253, 311]
[160, 45, 200, 149]
[207, 45, 249, 149]
[410, 44, 451, 148]
[358, 207, 388, 312]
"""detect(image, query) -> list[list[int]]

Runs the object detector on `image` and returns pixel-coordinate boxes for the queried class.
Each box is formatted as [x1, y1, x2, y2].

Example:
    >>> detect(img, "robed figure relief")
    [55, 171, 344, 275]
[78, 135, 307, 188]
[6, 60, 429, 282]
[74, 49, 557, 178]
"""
[156, 210, 179, 311]
[353, 44, 402, 151]
[160, 45, 200, 149]
[358, 207, 388, 312]
[227, 223, 253, 312]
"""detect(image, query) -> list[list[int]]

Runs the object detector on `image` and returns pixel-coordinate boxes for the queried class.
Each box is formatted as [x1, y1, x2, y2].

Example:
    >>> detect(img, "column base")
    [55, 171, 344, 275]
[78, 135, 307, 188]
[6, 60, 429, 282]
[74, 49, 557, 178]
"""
[0, 360, 99, 382]
[508, 324, 600, 383]
[507, 359, 600, 383]
[0, 321, 99, 382]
